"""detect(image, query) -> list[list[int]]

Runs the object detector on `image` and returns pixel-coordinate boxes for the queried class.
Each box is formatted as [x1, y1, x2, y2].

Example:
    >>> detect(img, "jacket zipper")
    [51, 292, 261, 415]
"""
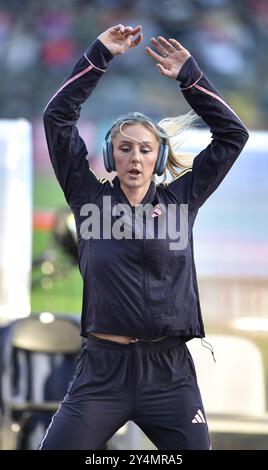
[141, 238, 150, 338]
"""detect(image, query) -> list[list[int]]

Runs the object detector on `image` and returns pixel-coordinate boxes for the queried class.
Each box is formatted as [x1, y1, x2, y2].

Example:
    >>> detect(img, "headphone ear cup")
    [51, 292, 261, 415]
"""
[107, 140, 116, 172]
[154, 143, 169, 176]
[103, 137, 116, 172]
[102, 140, 110, 171]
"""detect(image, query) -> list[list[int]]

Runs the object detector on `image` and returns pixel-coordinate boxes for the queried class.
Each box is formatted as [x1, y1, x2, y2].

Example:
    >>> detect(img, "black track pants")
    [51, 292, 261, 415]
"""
[39, 335, 210, 450]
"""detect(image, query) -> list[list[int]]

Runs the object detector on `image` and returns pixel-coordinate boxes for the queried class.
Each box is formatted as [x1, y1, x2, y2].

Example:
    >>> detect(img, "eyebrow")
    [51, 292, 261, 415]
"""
[117, 140, 154, 145]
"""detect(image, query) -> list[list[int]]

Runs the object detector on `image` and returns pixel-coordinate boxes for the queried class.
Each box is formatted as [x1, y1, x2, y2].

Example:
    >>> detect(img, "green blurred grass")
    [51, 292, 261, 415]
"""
[33, 173, 66, 210]
[31, 173, 82, 315]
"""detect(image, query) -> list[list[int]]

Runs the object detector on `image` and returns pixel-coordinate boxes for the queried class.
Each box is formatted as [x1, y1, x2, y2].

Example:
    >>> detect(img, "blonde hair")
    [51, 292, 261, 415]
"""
[110, 111, 197, 184]
[158, 111, 197, 183]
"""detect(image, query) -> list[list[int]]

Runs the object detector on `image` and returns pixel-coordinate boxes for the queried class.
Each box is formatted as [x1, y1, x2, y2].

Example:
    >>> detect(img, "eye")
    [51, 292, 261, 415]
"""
[120, 147, 130, 153]
[141, 148, 151, 154]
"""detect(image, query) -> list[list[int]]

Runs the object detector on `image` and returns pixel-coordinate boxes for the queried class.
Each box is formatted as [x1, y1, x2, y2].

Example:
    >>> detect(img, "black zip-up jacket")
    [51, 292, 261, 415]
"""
[43, 39, 249, 340]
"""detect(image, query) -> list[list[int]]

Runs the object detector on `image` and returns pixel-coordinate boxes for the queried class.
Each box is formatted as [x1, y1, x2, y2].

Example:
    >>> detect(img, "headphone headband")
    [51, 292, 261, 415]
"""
[105, 112, 167, 143]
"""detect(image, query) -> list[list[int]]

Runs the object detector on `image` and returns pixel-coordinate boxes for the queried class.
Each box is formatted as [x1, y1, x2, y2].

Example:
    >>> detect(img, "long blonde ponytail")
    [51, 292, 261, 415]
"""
[158, 111, 198, 183]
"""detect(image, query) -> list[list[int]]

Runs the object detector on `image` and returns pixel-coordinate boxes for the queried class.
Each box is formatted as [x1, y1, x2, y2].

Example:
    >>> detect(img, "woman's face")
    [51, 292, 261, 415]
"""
[112, 123, 159, 191]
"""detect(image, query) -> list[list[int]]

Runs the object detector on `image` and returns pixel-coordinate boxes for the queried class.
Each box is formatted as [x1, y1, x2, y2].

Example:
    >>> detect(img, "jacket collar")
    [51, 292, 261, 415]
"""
[112, 175, 156, 206]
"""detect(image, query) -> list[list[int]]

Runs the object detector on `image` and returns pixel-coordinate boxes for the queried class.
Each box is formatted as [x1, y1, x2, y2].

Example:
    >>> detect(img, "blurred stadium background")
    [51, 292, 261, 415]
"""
[0, 0, 268, 450]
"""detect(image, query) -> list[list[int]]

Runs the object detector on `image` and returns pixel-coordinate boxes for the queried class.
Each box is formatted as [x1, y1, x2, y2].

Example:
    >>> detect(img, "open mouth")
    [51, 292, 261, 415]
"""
[128, 169, 141, 176]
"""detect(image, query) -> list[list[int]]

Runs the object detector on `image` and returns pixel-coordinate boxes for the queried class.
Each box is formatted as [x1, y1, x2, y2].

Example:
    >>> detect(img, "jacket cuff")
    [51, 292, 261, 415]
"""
[176, 56, 203, 90]
[84, 39, 114, 72]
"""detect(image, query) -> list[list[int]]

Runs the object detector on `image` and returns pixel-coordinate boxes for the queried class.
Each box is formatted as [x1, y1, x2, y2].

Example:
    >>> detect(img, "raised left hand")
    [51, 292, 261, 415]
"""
[146, 36, 191, 79]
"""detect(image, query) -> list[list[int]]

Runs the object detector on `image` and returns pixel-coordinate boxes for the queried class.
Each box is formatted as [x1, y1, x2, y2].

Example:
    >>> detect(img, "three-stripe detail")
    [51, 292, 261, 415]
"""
[192, 408, 206, 424]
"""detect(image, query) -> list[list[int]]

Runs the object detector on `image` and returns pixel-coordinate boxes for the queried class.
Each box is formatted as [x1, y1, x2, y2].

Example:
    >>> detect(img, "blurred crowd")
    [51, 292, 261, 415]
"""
[0, 0, 268, 129]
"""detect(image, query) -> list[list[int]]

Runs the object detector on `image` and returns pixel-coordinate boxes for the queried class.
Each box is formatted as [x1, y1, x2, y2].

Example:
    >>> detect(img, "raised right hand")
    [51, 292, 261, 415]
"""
[98, 24, 143, 56]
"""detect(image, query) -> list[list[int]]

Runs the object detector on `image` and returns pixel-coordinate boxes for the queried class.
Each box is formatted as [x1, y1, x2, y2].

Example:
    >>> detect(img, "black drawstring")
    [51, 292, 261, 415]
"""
[201, 338, 216, 363]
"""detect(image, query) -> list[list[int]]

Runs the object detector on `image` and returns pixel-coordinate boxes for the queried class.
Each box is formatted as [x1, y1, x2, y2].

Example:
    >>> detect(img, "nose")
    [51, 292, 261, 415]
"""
[130, 147, 141, 164]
